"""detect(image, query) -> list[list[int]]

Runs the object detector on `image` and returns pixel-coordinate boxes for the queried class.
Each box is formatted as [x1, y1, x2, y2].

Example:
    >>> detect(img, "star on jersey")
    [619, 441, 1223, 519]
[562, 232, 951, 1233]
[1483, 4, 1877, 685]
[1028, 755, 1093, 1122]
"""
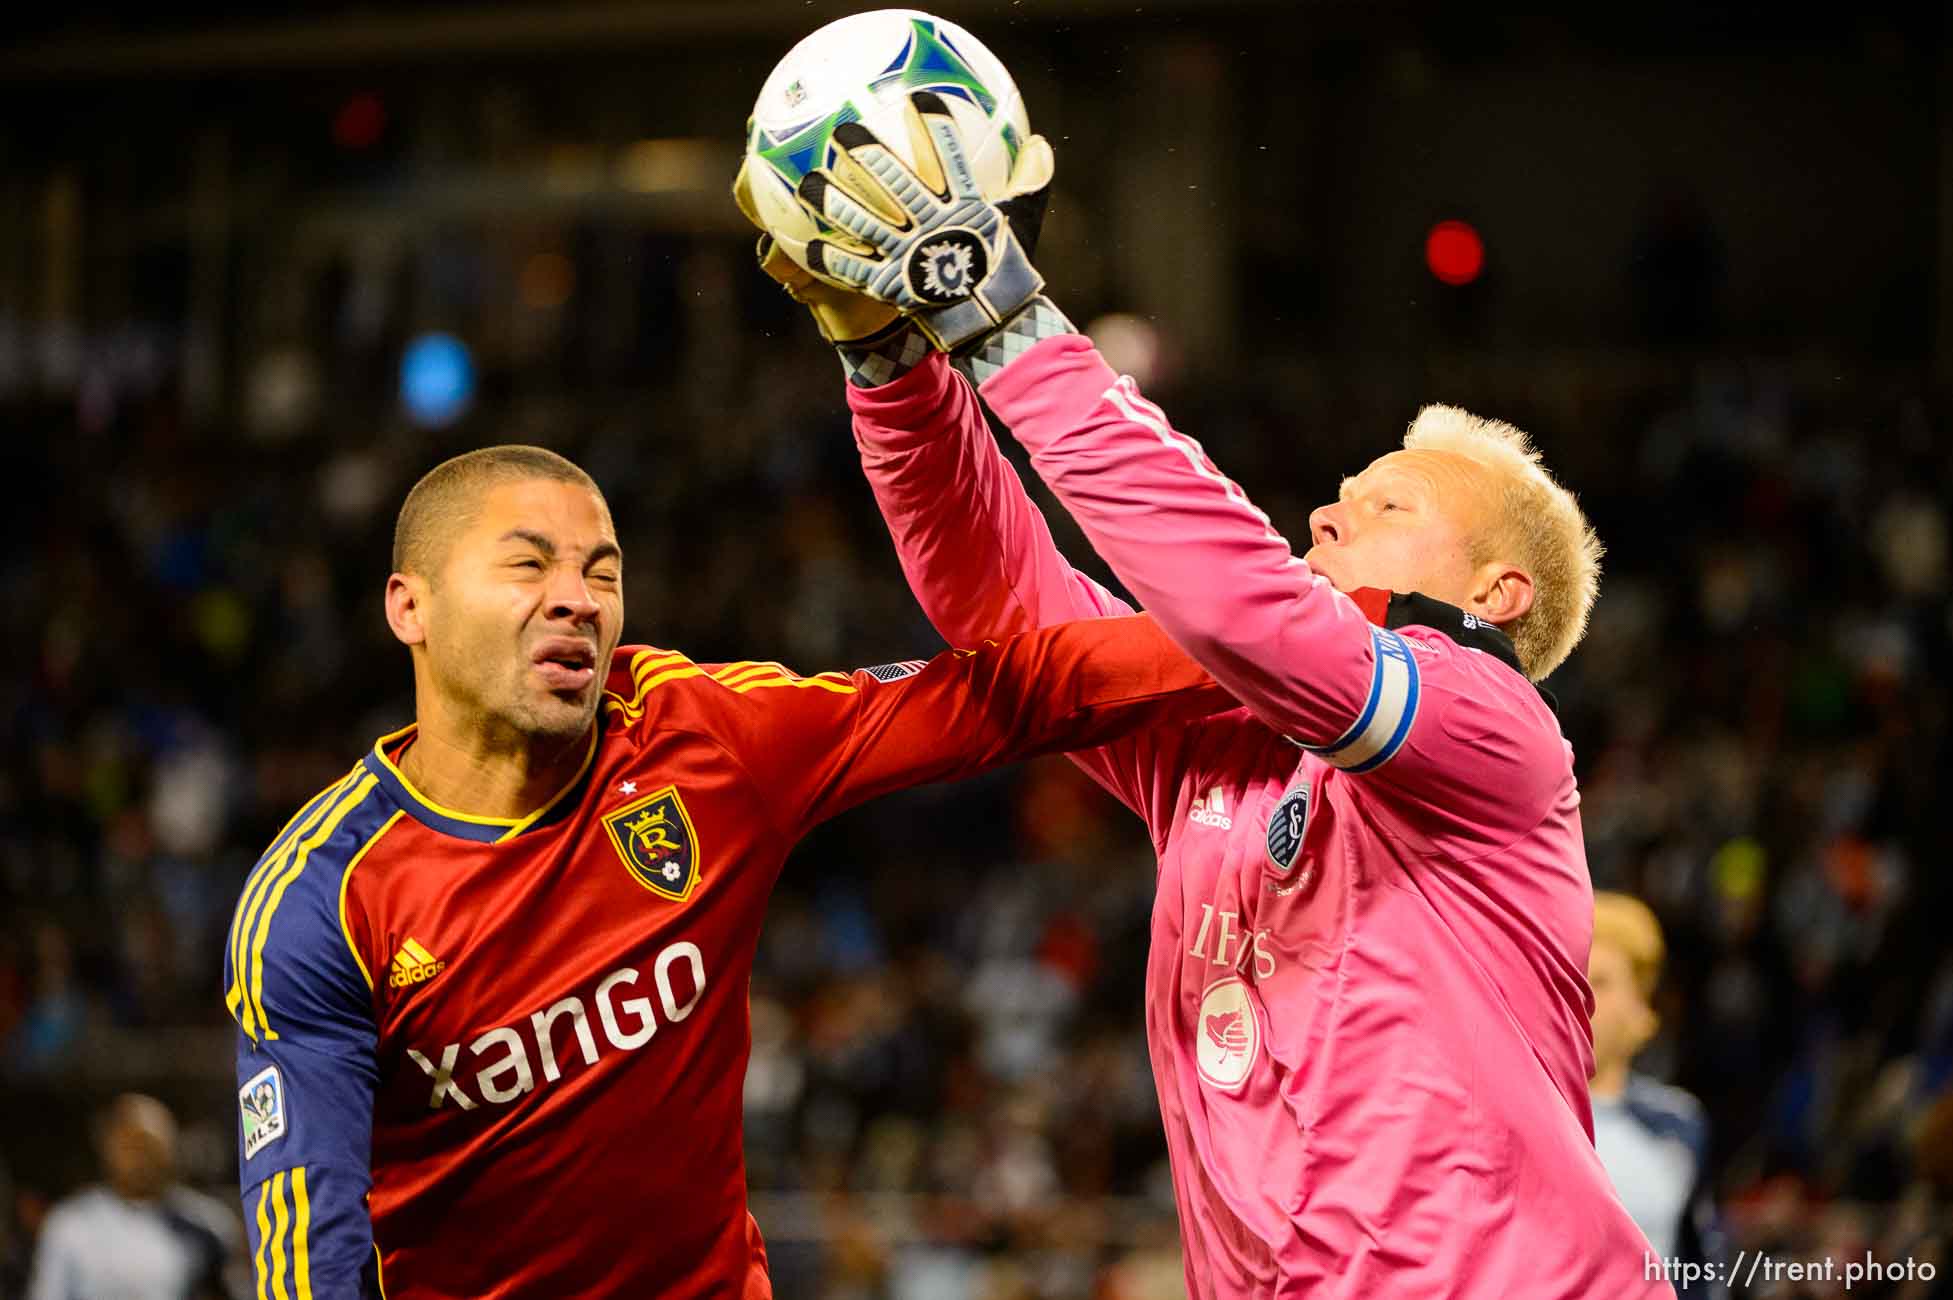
[618, 781, 638, 795]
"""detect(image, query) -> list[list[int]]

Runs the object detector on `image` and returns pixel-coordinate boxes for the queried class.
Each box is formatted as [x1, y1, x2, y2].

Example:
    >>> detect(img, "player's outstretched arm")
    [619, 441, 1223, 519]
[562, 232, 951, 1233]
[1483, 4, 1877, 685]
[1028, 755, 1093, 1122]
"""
[225, 774, 384, 1299]
[736, 87, 1096, 645]
[979, 337, 1381, 748]
[849, 353, 1129, 640]
[763, 95, 1370, 748]
[844, 353, 1236, 829]
[769, 101, 1570, 844]
[738, 103, 1221, 830]
[977, 338, 1570, 850]
[722, 613, 1231, 839]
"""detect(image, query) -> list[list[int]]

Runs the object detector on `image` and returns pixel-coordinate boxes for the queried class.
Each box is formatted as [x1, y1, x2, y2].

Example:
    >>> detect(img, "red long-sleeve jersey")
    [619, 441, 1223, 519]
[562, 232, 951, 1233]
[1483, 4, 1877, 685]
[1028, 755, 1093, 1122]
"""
[225, 617, 1226, 1298]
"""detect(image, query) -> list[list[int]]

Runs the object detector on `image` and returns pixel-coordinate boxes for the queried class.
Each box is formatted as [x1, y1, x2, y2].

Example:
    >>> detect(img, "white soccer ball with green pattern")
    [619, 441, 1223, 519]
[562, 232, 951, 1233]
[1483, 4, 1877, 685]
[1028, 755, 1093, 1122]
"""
[744, 9, 1030, 273]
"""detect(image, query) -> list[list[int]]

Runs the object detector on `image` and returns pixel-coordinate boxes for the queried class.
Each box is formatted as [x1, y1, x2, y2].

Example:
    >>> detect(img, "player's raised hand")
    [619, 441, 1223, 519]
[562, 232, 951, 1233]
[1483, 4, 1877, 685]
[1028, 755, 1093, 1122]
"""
[793, 91, 1053, 354]
[733, 158, 904, 346]
[736, 153, 944, 388]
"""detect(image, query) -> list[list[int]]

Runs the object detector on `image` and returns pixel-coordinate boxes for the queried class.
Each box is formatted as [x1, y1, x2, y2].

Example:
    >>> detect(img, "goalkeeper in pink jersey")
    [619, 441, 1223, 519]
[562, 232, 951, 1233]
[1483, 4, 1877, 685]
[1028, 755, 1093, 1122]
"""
[736, 91, 1675, 1299]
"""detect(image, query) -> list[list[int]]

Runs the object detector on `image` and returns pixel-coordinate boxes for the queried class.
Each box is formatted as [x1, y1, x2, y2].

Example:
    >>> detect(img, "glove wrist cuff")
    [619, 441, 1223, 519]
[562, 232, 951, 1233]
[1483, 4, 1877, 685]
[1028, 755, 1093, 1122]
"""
[838, 322, 932, 389]
[954, 297, 1076, 388]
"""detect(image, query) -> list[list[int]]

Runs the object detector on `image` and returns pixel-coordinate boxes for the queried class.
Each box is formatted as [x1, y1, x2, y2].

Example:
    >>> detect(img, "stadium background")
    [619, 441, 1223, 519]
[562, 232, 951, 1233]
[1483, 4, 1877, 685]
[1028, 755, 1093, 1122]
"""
[2, 1, 1951, 1295]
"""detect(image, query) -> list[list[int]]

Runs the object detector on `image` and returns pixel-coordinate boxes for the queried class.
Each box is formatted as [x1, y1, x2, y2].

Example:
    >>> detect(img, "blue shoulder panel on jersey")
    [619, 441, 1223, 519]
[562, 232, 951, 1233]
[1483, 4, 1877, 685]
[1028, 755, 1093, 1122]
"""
[228, 770, 393, 1172]
[229, 771, 397, 1298]
[226, 770, 395, 1046]
[1299, 626, 1422, 773]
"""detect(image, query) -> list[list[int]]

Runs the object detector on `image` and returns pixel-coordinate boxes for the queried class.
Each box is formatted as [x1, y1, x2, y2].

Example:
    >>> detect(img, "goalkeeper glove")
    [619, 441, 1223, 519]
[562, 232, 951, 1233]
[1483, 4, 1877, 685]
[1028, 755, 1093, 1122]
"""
[735, 157, 931, 387]
[733, 158, 904, 348]
[790, 90, 1053, 354]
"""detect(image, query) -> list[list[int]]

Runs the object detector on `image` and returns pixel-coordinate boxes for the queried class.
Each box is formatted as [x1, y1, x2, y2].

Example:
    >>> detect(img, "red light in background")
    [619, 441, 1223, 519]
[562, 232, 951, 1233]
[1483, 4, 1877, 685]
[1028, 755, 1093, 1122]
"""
[334, 94, 386, 151]
[1425, 220, 1485, 287]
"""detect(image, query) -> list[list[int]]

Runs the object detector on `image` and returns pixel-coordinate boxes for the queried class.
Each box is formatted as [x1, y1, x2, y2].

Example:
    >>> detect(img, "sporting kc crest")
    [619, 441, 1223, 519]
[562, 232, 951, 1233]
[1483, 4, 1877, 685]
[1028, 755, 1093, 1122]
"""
[604, 786, 701, 901]
[1264, 782, 1314, 895]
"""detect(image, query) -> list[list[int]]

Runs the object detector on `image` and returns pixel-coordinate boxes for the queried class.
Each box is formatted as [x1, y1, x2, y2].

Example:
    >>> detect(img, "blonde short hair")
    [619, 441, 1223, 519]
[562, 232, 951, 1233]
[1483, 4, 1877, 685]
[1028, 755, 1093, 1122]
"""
[1592, 892, 1665, 1000]
[1402, 405, 1602, 680]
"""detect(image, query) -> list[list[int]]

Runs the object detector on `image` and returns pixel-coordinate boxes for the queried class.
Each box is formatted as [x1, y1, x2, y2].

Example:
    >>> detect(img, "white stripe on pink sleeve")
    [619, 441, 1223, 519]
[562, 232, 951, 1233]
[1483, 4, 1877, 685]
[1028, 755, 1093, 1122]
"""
[984, 335, 1378, 750]
[1103, 377, 1283, 540]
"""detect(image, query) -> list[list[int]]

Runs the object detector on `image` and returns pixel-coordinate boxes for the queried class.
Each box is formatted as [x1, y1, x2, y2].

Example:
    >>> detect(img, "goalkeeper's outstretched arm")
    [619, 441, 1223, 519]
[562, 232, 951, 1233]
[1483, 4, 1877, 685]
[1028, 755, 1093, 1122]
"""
[976, 334, 1366, 746]
[752, 94, 1363, 755]
[752, 85, 1570, 852]
[734, 91, 1218, 823]
[850, 353, 1128, 641]
[976, 334, 1565, 846]
[848, 351, 1222, 829]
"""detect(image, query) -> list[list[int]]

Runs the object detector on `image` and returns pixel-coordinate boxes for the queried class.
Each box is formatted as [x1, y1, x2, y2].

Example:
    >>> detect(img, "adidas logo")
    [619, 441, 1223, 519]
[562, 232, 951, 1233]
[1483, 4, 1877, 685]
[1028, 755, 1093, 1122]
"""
[389, 938, 446, 989]
[1189, 786, 1232, 830]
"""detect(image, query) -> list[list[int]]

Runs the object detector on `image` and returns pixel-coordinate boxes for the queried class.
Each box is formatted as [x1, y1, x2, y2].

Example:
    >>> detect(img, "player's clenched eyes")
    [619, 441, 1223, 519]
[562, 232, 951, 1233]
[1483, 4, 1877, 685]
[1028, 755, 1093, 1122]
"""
[503, 556, 619, 584]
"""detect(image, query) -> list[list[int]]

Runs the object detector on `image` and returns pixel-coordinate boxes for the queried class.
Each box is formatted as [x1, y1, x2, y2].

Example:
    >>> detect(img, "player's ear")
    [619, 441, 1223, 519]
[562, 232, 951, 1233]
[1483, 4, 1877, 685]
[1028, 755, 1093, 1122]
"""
[386, 572, 429, 647]
[1473, 562, 1535, 627]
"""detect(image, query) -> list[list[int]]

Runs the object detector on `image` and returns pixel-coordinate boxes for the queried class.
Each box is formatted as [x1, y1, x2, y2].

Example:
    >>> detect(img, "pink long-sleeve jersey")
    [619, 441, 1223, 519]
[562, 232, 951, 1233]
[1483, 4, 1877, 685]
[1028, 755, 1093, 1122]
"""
[850, 337, 1673, 1299]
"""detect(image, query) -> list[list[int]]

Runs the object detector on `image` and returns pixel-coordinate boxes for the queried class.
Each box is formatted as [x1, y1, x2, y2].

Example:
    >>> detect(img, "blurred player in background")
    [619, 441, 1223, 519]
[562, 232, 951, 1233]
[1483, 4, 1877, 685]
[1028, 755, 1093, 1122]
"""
[739, 92, 1672, 1297]
[1589, 891, 1725, 1297]
[27, 1093, 243, 1300]
[222, 444, 1229, 1297]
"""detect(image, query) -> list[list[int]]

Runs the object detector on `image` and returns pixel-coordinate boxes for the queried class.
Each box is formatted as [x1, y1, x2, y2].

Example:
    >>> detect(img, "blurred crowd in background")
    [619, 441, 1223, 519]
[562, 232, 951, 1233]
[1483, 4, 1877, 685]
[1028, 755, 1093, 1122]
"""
[3, 2, 1952, 1297]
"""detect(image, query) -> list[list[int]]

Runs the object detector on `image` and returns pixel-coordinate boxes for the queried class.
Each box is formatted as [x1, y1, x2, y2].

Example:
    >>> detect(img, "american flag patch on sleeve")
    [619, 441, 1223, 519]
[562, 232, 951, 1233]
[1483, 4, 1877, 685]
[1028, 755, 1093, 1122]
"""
[862, 659, 928, 683]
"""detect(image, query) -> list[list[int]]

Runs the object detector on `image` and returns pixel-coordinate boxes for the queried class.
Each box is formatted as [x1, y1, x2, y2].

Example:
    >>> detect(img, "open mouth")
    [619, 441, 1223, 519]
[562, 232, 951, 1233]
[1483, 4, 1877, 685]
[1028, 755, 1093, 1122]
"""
[530, 637, 598, 692]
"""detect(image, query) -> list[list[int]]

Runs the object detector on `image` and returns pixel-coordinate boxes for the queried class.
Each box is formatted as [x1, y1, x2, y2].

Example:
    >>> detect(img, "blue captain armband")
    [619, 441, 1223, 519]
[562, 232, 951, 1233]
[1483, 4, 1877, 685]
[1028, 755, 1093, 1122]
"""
[1297, 627, 1421, 773]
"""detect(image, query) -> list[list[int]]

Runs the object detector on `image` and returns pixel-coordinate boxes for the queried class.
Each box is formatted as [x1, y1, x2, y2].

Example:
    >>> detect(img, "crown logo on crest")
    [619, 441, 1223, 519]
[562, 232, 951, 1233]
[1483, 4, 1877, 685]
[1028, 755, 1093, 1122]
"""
[603, 786, 701, 901]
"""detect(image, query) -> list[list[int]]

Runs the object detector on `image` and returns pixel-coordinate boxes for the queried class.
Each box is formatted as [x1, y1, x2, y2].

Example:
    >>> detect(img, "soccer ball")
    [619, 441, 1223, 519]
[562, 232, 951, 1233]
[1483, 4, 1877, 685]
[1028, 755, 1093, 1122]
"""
[743, 9, 1030, 271]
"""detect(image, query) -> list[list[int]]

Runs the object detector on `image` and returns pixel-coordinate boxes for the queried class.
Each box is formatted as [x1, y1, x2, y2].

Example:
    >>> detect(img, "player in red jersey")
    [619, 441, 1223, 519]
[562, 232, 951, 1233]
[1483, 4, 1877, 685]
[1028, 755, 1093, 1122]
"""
[223, 444, 1228, 1298]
